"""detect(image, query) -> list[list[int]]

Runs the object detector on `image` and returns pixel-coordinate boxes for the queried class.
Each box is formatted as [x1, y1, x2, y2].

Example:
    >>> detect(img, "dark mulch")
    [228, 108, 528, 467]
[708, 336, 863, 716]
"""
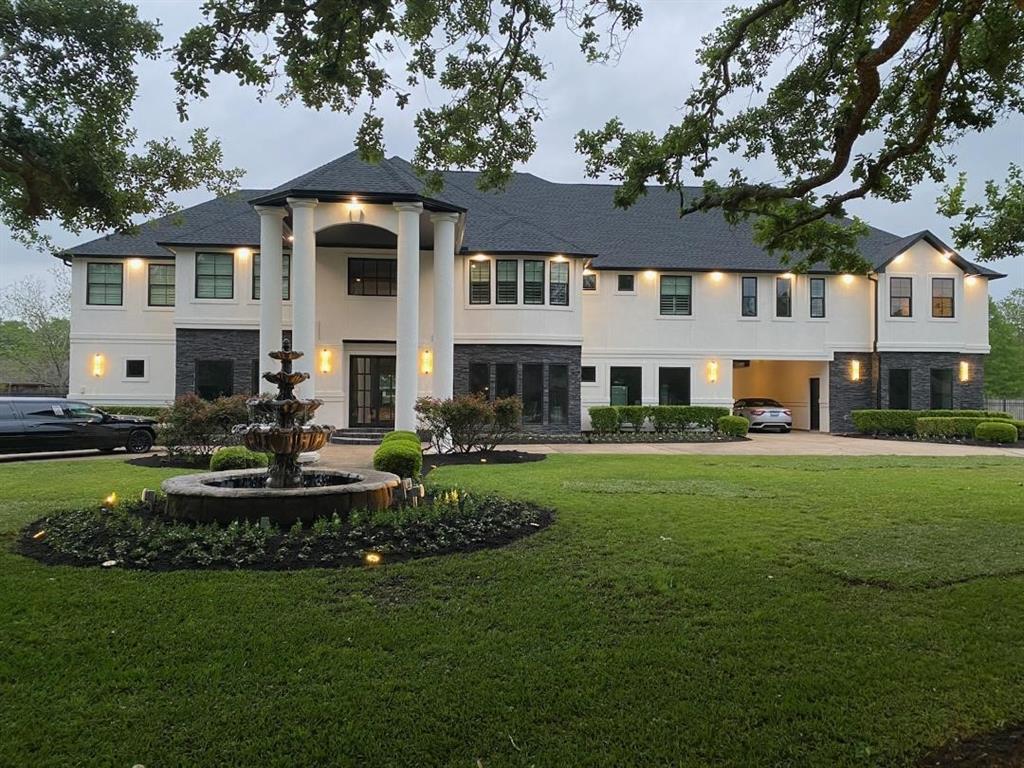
[839, 433, 1023, 449]
[508, 432, 748, 444]
[422, 450, 546, 475]
[918, 723, 1024, 767]
[126, 453, 209, 469]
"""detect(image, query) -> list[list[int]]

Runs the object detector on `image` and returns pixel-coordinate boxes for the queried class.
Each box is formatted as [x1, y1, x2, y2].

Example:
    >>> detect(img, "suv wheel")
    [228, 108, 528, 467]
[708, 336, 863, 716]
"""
[126, 430, 154, 454]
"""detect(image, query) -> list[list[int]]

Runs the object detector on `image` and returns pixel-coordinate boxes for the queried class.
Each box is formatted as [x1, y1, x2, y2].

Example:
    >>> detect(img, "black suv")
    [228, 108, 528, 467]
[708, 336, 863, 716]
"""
[0, 398, 157, 455]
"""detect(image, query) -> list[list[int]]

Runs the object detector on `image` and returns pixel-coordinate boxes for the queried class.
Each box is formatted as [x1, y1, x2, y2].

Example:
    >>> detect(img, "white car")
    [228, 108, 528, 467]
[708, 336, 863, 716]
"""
[733, 398, 792, 432]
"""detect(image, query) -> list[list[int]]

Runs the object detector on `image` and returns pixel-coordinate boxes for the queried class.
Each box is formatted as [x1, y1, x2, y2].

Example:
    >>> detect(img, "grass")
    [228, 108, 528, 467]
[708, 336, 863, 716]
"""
[2, 453, 1024, 766]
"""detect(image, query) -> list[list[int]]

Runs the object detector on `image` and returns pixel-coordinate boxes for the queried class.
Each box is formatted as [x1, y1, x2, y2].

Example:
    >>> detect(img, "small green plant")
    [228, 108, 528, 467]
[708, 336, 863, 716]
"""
[588, 406, 620, 433]
[975, 421, 1019, 444]
[373, 440, 423, 478]
[381, 430, 421, 446]
[717, 415, 750, 437]
[210, 446, 270, 471]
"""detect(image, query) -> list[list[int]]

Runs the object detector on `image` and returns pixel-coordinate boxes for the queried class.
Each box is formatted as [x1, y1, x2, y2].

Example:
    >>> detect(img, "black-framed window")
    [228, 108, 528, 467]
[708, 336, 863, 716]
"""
[195, 360, 234, 400]
[582, 272, 597, 291]
[610, 366, 642, 406]
[195, 252, 234, 299]
[889, 368, 911, 409]
[253, 253, 292, 300]
[741, 276, 757, 317]
[658, 367, 691, 405]
[86, 262, 123, 306]
[524, 260, 545, 304]
[930, 368, 953, 409]
[932, 277, 954, 318]
[522, 364, 544, 423]
[548, 364, 569, 425]
[810, 277, 826, 318]
[660, 275, 692, 316]
[495, 364, 517, 398]
[617, 273, 635, 292]
[348, 258, 397, 296]
[550, 261, 569, 306]
[469, 362, 490, 397]
[496, 260, 518, 304]
[890, 277, 912, 317]
[581, 365, 597, 383]
[147, 264, 175, 307]
[469, 260, 491, 304]
[775, 277, 792, 317]
[125, 359, 145, 379]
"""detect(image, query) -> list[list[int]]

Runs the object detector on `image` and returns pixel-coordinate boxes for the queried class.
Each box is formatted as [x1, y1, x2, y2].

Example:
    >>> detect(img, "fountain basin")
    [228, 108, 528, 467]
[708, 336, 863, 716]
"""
[162, 468, 401, 525]
[240, 425, 331, 455]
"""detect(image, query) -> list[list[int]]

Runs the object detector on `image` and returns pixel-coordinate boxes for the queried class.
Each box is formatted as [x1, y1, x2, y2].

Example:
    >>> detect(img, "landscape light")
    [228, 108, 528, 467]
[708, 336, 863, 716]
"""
[104, 492, 117, 507]
[32, 530, 46, 540]
[364, 551, 382, 567]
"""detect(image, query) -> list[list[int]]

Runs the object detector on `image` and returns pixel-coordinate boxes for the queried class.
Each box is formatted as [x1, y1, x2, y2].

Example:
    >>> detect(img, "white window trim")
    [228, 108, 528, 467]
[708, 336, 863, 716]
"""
[772, 276, 795, 321]
[656, 273, 696, 321]
[807, 275, 828, 322]
[120, 356, 150, 383]
[927, 272, 958, 322]
[83, 261, 127, 312]
[582, 271, 600, 294]
[738, 274, 760, 322]
[886, 273, 916, 322]
[614, 272, 638, 296]
[192, 250, 237, 304]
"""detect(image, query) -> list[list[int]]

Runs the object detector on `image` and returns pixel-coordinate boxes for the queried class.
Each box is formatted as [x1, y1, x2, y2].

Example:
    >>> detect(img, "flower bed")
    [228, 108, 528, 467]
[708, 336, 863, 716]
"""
[500, 430, 747, 444]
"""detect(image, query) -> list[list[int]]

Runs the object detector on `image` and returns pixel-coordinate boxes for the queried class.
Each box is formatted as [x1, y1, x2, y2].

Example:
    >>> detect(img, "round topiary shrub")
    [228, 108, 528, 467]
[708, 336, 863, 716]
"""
[381, 430, 421, 446]
[974, 421, 1019, 444]
[373, 440, 423, 478]
[717, 415, 750, 437]
[210, 446, 270, 471]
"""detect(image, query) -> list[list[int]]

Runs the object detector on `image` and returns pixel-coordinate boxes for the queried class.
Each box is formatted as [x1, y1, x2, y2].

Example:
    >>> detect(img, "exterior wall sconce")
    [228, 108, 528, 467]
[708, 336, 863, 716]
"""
[236, 247, 251, 261]
[842, 273, 855, 284]
[706, 360, 719, 383]
[959, 361, 969, 382]
[92, 353, 105, 378]
[349, 196, 360, 207]
[552, 254, 567, 262]
[709, 271, 723, 282]
[643, 270, 657, 281]
[893, 252, 906, 264]
[965, 274, 977, 285]
[128, 258, 144, 271]
[781, 272, 795, 280]
[421, 349, 433, 375]
[850, 359, 861, 381]
[318, 348, 332, 374]
[470, 254, 488, 262]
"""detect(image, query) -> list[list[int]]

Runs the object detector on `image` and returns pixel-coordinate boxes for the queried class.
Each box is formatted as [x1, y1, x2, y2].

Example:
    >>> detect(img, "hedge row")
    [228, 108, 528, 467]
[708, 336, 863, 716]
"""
[916, 417, 1021, 442]
[588, 405, 732, 434]
[102, 405, 168, 418]
[851, 409, 1013, 436]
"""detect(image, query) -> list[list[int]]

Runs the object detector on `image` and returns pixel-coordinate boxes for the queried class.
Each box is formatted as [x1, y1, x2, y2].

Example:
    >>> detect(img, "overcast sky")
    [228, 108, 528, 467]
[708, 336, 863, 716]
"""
[1, 0, 1021, 298]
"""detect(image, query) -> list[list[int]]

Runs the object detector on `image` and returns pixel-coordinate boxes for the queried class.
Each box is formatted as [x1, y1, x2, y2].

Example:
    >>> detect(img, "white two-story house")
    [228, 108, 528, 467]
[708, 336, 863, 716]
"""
[62, 151, 1001, 434]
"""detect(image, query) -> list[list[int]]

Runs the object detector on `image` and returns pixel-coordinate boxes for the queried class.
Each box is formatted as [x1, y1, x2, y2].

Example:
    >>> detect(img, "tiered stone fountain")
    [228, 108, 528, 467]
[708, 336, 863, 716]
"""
[163, 342, 401, 525]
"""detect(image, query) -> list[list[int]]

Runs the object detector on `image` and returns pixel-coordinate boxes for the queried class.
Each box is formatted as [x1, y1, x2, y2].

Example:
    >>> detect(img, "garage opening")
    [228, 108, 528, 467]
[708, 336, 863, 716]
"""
[732, 360, 830, 431]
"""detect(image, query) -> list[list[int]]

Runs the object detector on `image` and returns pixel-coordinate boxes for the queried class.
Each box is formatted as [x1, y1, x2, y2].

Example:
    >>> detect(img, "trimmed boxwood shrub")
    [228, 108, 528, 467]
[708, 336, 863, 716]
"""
[914, 416, 1013, 439]
[717, 415, 750, 437]
[373, 440, 423, 478]
[209, 446, 269, 471]
[616, 405, 650, 431]
[588, 406, 621, 434]
[852, 409, 1013, 436]
[975, 421, 1019, 444]
[381, 430, 421, 446]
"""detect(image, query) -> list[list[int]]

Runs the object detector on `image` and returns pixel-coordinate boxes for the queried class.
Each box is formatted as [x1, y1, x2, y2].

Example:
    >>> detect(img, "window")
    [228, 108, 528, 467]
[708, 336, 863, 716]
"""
[610, 366, 642, 406]
[495, 364, 517, 398]
[890, 277, 912, 317]
[86, 263, 123, 306]
[0, 402, 18, 421]
[810, 277, 826, 318]
[348, 258, 397, 296]
[548, 364, 569, 425]
[524, 260, 545, 304]
[932, 277, 954, 318]
[496, 260, 518, 304]
[581, 365, 597, 383]
[741, 276, 758, 317]
[125, 359, 145, 379]
[469, 260, 491, 304]
[195, 252, 234, 299]
[889, 369, 911, 409]
[658, 367, 691, 405]
[775, 277, 792, 317]
[617, 273, 635, 292]
[582, 272, 597, 292]
[469, 362, 490, 397]
[550, 261, 569, 306]
[522, 364, 544, 424]
[660, 275, 692, 316]
[195, 360, 234, 400]
[930, 368, 954, 409]
[252, 253, 292, 300]
[148, 264, 175, 307]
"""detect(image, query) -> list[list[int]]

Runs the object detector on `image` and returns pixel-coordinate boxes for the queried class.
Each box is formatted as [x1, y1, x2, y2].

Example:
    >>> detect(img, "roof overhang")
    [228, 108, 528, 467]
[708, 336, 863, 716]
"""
[875, 230, 1005, 278]
[249, 189, 466, 213]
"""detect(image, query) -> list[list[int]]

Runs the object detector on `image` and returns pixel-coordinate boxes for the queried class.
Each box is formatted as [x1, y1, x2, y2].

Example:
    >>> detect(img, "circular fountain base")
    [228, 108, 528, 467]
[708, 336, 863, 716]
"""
[162, 468, 401, 525]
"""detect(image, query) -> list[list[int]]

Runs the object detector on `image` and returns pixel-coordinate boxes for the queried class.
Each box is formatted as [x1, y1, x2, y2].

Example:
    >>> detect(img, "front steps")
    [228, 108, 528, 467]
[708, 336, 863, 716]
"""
[330, 428, 390, 445]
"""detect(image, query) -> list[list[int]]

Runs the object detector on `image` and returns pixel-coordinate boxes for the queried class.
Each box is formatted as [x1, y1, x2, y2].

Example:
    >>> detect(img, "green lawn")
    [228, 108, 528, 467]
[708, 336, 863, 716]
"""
[2, 454, 1024, 766]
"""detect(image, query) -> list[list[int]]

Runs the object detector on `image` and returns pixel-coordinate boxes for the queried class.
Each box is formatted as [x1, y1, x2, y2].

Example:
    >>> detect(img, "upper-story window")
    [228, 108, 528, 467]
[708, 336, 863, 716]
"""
[741, 276, 757, 317]
[147, 264, 175, 307]
[252, 253, 292, 300]
[195, 252, 234, 299]
[469, 260, 491, 304]
[775, 277, 792, 317]
[931, 277, 954, 318]
[617, 273, 635, 292]
[809, 277, 826, 318]
[524, 260, 545, 304]
[550, 261, 569, 306]
[349, 257, 396, 296]
[582, 272, 597, 292]
[86, 262, 123, 306]
[890, 276, 912, 317]
[660, 275, 692, 316]
[496, 260, 518, 304]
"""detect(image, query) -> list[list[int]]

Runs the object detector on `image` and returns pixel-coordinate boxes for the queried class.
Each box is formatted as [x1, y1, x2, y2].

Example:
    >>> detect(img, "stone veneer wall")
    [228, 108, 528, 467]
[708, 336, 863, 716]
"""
[828, 352, 877, 433]
[175, 329, 291, 397]
[454, 344, 582, 433]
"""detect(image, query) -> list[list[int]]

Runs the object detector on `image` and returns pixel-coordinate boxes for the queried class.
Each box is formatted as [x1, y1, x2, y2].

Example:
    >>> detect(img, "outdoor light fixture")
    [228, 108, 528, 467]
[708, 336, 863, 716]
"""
[782, 272, 795, 280]
[552, 254, 567, 262]
[286, 234, 295, 243]
[92, 353, 104, 378]
[364, 551, 383, 567]
[470, 254, 488, 261]
[706, 360, 719, 383]
[710, 271, 723, 282]
[644, 270, 657, 280]
[893, 252, 906, 264]
[851, 359, 861, 381]
[318, 348, 332, 374]
[960, 361, 970, 382]
[104, 492, 117, 507]
[965, 274, 977, 285]
[421, 349, 433, 375]
[236, 247, 251, 261]
[350, 196, 360, 206]
[128, 258, 144, 270]
[842, 274, 855, 284]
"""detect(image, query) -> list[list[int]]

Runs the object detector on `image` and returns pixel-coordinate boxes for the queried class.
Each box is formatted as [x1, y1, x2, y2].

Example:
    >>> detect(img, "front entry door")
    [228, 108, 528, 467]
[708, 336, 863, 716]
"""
[349, 355, 396, 427]
[809, 377, 821, 431]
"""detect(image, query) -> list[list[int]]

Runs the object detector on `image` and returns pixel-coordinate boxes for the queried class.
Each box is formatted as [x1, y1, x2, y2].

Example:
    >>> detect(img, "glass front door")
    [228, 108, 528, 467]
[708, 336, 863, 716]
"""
[349, 355, 396, 427]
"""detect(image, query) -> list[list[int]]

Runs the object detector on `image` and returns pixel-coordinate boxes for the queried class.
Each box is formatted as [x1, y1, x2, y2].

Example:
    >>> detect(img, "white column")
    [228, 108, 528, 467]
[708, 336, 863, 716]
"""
[394, 202, 423, 431]
[430, 212, 458, 399]
[255, 205, 286, 394]
[287, 197, 318, 397]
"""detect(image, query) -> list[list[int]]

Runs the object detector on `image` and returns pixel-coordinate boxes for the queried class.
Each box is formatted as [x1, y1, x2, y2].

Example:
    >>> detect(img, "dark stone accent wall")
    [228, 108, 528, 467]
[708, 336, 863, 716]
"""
[878, 351, 985, 410]
[829, 352, 876, 433]
[454, 344, 581, 433]
[175, 329, 291, 397]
